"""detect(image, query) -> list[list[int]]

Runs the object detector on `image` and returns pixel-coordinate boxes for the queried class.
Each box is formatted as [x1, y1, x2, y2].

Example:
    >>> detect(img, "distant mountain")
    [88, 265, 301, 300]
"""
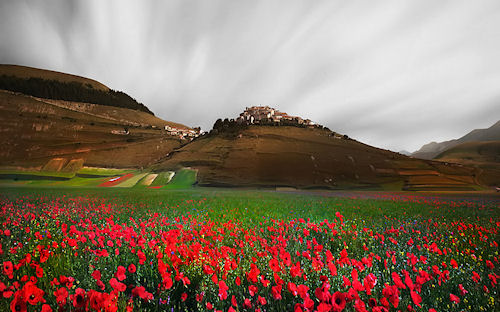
[412, 120, 500, 159]
[0, 64, 153, 114]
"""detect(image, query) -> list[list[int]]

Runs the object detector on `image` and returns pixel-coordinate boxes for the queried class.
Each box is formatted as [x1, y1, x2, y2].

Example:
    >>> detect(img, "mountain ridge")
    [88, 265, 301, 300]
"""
[412, 120, 500, 159]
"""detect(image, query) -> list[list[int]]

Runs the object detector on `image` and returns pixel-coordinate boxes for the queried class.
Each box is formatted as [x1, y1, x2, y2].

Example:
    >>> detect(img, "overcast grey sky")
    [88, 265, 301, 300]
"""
[1, 0, 499, 152]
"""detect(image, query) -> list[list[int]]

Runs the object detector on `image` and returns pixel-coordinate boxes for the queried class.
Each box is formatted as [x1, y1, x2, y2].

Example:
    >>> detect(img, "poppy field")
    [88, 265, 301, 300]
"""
[0, 188, 498, 312]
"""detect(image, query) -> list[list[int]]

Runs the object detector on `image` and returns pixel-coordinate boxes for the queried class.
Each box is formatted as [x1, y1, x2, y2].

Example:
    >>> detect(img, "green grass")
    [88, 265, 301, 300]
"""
[56, 176, 107, 187]
[149, 171, 175, 186]
[0, 169, 75, 179]
[1, 187, 496, 223]
[113, 172, 149, 188]
[163, 168, 197, 189]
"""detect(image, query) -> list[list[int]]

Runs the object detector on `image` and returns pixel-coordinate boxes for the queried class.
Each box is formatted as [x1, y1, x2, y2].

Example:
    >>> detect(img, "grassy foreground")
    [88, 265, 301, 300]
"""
[0, 188, 498, 311]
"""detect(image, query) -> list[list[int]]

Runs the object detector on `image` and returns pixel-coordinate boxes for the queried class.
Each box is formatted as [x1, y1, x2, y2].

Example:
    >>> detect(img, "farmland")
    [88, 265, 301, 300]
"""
[0, 187, 498, 312]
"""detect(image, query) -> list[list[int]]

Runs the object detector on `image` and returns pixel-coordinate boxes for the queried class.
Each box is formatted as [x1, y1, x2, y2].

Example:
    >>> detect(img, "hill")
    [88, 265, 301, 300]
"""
[0, 66, 195, 171]
[434, 141, 500, 186]
[435, 141, 500, 163]
[412, 120, 500, 159]
[0, 64, 153, 114]
[0, 90, 194, 170]
[0, 64, 108, 90]
[153, 125, 483, 191]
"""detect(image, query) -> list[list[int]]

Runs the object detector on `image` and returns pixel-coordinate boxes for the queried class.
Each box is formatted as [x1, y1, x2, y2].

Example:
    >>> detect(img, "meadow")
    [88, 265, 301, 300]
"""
[0, 187, 498, 311]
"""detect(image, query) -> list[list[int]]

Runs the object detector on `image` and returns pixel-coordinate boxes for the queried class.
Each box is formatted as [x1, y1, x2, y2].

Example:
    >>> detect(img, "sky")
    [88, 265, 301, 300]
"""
[1, 0, 499, 152]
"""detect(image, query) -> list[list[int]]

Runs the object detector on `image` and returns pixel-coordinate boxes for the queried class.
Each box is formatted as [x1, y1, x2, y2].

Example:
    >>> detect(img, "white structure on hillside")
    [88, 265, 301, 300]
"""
[164, 125, 201, 139]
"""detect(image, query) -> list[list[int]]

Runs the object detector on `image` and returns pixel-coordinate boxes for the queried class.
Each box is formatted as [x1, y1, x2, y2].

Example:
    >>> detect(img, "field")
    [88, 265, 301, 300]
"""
[0, 188, 498, 312]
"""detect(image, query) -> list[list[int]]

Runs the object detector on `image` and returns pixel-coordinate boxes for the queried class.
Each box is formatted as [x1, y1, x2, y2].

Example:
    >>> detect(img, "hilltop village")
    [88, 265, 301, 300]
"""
[236, 106, 317, 127]
[211, 106, 348, 140]
[159, 106, 341, 141]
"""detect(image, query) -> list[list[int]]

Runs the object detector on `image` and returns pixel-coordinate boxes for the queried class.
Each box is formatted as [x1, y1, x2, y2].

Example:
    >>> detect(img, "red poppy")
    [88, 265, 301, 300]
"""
[317, 302, 332, 312]
[410, 290, 422, 307]
[472, 271, 481, 283]
[244, 298, 252, 309]
[288, 282, 298, 296]
[218, 280, 228, 300]
[459, 284, 468, 296]
[271, 285, 282, 300]
[331, 291, 346, 312]
[71, 288, 86, 308]
[128, 264, 136, 274]
[297, 284, 309, 299]
[392, 272, 406, 289]
[315, 285, 331, 303]
[115, 266, 126, 281]
[450, 259, 458, 268]
[41, 304, 52, 312]
[249, 285, 258, 297]
[162, 272, 173, 290]
[247, 263, 260, 283]
[486, 260, 494, 270]
[303, 296, 315, 310]
[450, 293, 460, 304]
[137, 250, 146, 265]
[231, 295, 238, 307]
[290, 261, 302, 278]
[258, 295, 267, 305]
[10, 291, 27, 312]
[102, 291, 118, 312]
[269, 258, 280, 272]
[109, 278, 126, 292]
[54, 287, 68, 306]
[382, 284, 399, 308]
[35, 266, 43, 278]
[403, 270, 415, 290]
[3, 261, 14, 279]
[23, 282, 44, 305]
[354, 299, 367, 312]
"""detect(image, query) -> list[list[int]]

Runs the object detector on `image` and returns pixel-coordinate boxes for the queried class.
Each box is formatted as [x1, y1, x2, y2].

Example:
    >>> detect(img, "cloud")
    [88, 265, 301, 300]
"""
[1, 0, 499, 152]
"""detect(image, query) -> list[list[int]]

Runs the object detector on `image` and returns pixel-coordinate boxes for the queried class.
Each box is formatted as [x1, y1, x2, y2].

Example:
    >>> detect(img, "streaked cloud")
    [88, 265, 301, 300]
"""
[1, 0, 499, 152]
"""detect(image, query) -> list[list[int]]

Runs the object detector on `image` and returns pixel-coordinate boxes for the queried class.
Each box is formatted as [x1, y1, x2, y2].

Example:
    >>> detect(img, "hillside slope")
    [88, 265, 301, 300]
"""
[434, 141, 500, 186]
[412, 121, 500, 159]
[435, 141, 500, 163]
[0, 90, 190, 169]
[0, 64, 109, 91]
[154, 126, 482, 190]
